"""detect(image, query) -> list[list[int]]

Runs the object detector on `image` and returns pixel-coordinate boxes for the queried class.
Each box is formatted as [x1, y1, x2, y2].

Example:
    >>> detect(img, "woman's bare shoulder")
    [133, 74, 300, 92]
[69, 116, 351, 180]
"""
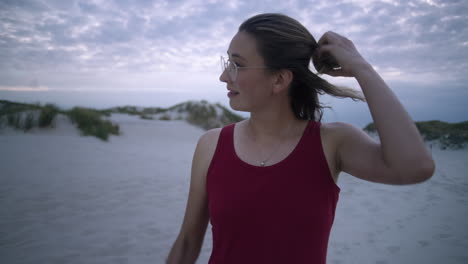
[320, 121, 364, 150]
[319, 121, 347, 140]
[320, 121, 356, 137]
[319, 121, 361, 179]
[197, 127, 222, 158]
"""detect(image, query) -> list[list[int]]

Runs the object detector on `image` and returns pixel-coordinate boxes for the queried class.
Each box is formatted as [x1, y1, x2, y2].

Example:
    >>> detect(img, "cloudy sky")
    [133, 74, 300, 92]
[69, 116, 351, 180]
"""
[1, 0, 467, 126]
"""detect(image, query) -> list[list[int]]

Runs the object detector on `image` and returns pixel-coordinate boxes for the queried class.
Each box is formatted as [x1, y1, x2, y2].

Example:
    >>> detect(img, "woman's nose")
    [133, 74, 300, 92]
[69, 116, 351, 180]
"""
[219, 68, 229, 83]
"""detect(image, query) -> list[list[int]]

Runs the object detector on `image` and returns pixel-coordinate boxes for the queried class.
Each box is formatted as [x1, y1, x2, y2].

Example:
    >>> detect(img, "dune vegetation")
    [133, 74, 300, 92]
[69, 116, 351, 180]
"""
[0, 100, 119, 141]
[364, 120, 468, 149]
[67, 107, 120, 140]
[103, 100, 244, 130]
[0, 99, 244, 141]
[2, 99, 465, 149]
[0, 101, 62, 131]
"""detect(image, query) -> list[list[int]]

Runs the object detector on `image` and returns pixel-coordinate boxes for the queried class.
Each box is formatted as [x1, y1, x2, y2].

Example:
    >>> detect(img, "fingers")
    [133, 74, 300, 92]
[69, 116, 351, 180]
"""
[319, 69, 338, 76]
[314, 43, 339, 72]
[318, 31, 354, 50]
[314, 43, 334, 59]
[318, 67, 352, 77]
[323, 69, 345, 77]
[315, 31, 342, 61]
[315, 31, 362, 77]
[317, 31, 341, 46]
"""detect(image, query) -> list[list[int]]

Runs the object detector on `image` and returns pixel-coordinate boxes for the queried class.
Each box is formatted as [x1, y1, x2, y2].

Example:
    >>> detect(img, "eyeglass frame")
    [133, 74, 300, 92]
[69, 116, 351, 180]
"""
[220, 55, 269, 82]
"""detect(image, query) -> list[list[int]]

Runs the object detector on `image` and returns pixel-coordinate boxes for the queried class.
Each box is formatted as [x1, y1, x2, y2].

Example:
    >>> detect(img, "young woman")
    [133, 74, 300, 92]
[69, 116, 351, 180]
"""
[166, 13, 435, 264]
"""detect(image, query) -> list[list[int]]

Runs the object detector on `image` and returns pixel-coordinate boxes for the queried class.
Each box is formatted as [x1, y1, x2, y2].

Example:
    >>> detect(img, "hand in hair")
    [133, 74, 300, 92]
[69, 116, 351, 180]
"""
[314, 31, 371, 77]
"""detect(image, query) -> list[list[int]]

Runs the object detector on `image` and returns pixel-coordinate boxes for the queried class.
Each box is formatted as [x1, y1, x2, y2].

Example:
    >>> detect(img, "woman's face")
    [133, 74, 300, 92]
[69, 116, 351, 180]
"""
[219, 31, 275, 112]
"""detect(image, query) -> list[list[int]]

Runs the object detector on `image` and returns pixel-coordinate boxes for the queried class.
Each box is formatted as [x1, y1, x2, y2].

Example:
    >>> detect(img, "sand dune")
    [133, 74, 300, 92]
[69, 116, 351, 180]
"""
[1, 114, 467, 263]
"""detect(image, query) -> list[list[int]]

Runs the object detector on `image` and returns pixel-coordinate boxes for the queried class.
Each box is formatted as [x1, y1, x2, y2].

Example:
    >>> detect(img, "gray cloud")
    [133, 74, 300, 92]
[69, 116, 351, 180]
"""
[0, 0, 467, 92]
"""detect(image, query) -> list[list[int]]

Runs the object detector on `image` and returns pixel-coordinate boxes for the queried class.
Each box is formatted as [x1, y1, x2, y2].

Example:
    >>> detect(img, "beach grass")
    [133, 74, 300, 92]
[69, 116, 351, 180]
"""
[364, 120, 468, 149]
[0, 99, 246, 140]
[38, 104, 60, 128]
[159, 114, 171, 121]
[67, 107, 120, 141]
[105, 100, 244, 129]
[0, 100, 121, 141]
[0, 100, 40, 114]
[24, 112, 35, 131]
[140, 114, 154, 120]
[169, 100, 243, 130]
[3, 99, 466, 148]
[6, 112, 22, 129]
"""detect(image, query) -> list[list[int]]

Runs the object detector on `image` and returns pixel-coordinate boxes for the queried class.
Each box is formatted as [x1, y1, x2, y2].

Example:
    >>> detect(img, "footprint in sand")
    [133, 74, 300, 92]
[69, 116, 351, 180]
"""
[369, 205, 380, 213]
[386, 245, 400, 254]
[143, 227, 162, 236]
[360, 200, 373, 207]
[418, 240, 430, 247]
[375, 260, 388, 264]
[426, 193, 441, 201]
[81, 228, 97, 237]
[433, 233, 451, 239]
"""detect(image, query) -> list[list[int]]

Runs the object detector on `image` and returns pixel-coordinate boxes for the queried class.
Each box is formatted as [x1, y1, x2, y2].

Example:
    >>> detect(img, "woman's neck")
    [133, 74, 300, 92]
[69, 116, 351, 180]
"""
[247, 100, 307, 142]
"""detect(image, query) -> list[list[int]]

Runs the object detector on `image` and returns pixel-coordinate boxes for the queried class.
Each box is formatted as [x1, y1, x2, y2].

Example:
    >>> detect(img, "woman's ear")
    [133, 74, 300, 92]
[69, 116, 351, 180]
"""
[272, 69, 293, 94]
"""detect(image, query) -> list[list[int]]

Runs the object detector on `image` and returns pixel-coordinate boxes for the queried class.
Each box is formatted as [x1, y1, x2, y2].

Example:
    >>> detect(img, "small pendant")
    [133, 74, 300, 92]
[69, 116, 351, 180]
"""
[260, 161, 266, 167]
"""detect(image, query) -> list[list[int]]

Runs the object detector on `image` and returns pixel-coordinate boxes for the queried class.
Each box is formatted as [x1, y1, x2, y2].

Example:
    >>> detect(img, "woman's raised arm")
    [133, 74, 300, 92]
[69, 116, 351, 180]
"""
[316, 31, 435, 184]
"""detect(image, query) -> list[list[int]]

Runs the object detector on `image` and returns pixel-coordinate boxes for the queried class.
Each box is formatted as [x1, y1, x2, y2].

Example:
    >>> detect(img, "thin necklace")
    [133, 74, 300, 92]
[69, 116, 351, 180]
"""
[248, 120, 294, 167]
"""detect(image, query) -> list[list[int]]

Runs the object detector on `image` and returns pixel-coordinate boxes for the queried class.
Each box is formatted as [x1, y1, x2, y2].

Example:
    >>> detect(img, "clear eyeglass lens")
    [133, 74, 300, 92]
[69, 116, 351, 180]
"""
[221, 56, 237, 81]
[221, 56, 227, 72]
[228, 61, 236, 81]
[229, 61, 236, 71]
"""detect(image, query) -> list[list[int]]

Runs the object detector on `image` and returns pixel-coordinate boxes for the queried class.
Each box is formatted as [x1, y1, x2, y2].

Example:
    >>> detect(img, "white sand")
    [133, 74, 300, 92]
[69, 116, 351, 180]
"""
[0, 115, 467, 264]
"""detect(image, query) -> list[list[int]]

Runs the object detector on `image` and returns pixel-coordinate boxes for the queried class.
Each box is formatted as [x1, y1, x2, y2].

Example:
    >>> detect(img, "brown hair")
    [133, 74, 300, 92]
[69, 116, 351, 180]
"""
[239, 13, 366, 121]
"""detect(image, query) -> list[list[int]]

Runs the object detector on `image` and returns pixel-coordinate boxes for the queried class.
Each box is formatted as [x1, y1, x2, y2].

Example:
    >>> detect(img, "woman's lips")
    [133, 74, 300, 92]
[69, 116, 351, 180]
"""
[227, 90, 239, 97]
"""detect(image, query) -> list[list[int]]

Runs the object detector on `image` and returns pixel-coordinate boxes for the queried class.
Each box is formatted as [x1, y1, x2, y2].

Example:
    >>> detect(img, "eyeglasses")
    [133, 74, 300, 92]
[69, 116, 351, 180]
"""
[220, 55, 269, 82]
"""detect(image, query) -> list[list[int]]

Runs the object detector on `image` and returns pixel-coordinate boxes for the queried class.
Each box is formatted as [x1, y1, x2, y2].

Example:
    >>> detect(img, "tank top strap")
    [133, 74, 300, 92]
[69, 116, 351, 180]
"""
[219, 123, 235, 147]
[299, 120, 340, 193]
[294, 120, 320, 156]
[207, 123, 236, 175]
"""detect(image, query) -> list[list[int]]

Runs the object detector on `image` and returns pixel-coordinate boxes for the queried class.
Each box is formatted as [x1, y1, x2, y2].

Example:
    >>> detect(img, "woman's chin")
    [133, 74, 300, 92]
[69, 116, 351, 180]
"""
[229, 100, 249, 112]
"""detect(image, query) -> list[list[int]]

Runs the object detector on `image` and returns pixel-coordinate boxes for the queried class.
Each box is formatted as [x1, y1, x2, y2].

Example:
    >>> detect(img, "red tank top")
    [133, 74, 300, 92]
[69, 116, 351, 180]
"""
[206, 121, 340, 264]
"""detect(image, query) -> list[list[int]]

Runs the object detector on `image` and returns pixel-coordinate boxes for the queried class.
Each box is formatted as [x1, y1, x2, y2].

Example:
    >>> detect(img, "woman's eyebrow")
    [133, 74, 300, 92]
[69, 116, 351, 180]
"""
[227, 52, 247, 62]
